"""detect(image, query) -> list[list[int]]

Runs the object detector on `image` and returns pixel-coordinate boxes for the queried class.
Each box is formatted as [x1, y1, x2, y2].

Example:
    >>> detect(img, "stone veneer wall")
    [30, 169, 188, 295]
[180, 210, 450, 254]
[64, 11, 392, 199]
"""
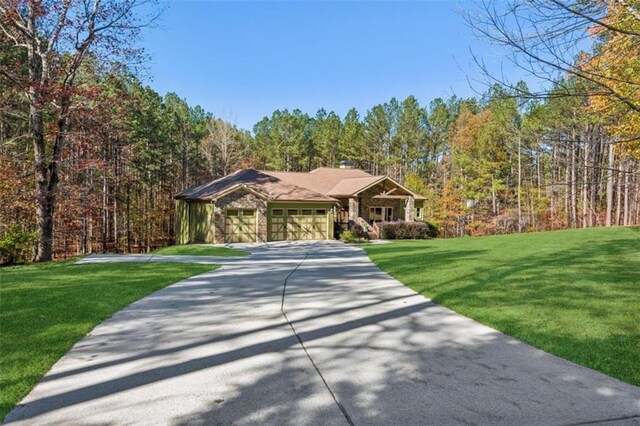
[358, 184, 415, 222]
[404, 196, 415, 221]
[348, 197, 359, 225]
[213, 189, 267, 243]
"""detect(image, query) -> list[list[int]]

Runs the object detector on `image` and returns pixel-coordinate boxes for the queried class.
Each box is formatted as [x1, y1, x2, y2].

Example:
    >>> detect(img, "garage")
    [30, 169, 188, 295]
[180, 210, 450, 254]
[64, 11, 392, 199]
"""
[224, 209, 257, 243]
[269, 207, 328, 241]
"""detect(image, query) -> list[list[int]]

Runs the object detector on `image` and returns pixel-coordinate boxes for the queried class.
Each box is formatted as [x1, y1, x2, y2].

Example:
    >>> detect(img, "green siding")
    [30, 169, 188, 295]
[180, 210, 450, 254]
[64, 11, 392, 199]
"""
[189, 201, 215, 243]
[175, 200, 190, 244]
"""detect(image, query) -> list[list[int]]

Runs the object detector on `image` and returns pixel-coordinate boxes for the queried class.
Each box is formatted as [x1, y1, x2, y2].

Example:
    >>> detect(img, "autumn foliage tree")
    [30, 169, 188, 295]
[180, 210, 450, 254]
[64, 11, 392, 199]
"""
[0, 0, 159, 261]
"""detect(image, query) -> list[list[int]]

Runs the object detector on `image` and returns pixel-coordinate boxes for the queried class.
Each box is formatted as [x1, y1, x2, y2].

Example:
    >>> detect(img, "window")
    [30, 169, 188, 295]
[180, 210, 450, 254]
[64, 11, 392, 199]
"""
[315, 209, 326, 215]
[227, 209, 238, 216]
[243, 210, 255, 216]
[301, 209, 313, 216]
[415, 207, 423, 219]
[273, 209, 284, 216]
[287, 209, 298, 216]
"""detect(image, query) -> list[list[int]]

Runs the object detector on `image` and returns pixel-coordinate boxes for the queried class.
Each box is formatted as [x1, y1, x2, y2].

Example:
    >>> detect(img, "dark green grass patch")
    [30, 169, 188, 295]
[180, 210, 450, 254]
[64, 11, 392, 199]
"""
[0, 260, 216, 420]
[364, 227, 640, 386]
[152, 244, 249, 256]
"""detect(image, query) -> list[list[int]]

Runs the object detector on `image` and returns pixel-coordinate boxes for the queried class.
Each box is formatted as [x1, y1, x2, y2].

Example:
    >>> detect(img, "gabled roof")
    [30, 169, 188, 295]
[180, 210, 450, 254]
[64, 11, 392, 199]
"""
[176, 167, 426, 202]
[326, 176, 386, 197]
[175, 169, 337, 202]
[263, 167, 372, 195]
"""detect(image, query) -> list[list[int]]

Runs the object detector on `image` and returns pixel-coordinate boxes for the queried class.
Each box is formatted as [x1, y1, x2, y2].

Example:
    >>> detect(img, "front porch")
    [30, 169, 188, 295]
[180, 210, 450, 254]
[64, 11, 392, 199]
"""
[333, 178, 423, 238]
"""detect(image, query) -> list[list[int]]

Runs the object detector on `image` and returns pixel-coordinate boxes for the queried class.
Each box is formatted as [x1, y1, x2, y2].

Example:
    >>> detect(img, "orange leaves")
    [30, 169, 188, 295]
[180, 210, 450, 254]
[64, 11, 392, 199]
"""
[450, 107, 492, 153]
[580, 1, 640, 158]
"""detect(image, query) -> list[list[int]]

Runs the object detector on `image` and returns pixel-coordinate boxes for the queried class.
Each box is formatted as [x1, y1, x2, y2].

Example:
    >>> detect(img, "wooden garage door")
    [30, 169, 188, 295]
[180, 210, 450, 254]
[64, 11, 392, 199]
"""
[225, 209, 256, 243]
[270, 208, 327, 241]
[270, 209, 286, 240]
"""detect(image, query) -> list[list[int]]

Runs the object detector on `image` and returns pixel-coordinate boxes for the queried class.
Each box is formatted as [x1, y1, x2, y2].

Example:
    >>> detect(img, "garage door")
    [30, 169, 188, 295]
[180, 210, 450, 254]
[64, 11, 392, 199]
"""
[269, 208, 327, 241]
[224, 209, 256, 243]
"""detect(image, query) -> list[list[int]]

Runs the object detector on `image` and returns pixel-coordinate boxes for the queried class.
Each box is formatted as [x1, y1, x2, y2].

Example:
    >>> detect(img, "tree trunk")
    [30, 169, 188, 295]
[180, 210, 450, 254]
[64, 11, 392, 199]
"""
[113, 149, 119, 253]
[127, 181, 132, 253]
[517, 133, 522, 232]
[616, 165, 623, 225]
[582, 136, 589, 228]
[565, 142, 571, 226]
[32, 103, 61, 262]
[605, 144, 614, 226]
[623, 162, 630, 226]
[551, 143, 557, 223]
[570, 139, 578, 228]
[102, 157, 108, 253]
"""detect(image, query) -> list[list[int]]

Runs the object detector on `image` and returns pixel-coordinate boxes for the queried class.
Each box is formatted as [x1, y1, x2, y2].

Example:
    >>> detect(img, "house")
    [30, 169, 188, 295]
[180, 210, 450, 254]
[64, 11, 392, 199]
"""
[174, 166, 426, 243]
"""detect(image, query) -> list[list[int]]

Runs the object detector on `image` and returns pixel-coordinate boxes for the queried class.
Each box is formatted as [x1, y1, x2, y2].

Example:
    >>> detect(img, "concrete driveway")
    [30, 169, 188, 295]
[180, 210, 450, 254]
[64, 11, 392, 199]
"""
[5, 242, 640, 425]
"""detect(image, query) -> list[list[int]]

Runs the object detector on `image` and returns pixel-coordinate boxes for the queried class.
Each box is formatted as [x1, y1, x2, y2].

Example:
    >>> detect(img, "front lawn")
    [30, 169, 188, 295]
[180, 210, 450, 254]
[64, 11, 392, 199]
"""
[0, 260, 216, 421]
[152, 244, 249, 256]
[364, 227, 640, 386]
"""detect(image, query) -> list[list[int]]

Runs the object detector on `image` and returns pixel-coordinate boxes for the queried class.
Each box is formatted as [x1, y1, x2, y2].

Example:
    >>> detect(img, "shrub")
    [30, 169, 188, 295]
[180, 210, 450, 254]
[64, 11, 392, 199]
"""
[351, 224, 370, 240]
[339, 230, 369, 244]
[467, 220, 497, 237]
[378, 221, 438, 240]
[0, 227, 38, 265]
[425, 220, 440, 238]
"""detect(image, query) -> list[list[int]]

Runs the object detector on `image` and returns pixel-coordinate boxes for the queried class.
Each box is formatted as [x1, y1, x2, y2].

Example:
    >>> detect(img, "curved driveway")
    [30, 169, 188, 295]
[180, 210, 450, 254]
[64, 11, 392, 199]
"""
[5, 241, 640, 425]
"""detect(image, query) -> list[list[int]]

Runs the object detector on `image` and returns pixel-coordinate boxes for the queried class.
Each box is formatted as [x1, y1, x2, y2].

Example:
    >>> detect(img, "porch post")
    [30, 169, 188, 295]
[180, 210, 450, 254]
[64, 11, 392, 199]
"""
[348, 197, 359, 227]
[405, 197, 415, 222]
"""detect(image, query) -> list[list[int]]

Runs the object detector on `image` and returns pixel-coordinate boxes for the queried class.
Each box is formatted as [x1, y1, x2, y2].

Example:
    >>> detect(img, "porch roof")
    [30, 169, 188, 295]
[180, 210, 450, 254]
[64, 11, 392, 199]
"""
[326, 176, 386, 197]
[372, 194, 414, 199]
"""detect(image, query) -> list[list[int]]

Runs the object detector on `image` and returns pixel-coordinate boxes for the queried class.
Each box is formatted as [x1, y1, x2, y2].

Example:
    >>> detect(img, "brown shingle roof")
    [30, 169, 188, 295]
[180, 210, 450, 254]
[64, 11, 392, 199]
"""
[326, 176, 385, 197]
[175, 169, 337, 202]
[263, 167, 372, 194]
[175, 167, 426, 202]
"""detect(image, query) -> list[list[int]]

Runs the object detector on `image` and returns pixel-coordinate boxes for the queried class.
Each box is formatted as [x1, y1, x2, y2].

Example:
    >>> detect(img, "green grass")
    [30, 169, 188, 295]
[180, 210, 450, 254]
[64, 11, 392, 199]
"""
[0, 259, 216, 421]
[151, 244, 249, 256]
[364, 227, 640, 386]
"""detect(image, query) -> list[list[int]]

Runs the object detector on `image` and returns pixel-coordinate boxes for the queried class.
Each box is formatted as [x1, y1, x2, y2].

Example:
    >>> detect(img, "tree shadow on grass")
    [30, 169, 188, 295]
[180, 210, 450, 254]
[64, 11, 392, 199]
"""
[5, 241, 640, 425]
[366, 236, 640, 386]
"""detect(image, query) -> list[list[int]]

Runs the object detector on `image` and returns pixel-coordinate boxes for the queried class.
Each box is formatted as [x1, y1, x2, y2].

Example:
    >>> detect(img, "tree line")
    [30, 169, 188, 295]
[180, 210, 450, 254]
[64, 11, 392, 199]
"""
[0, 0, 639, 262]
[249, 85, 640, 237]
[1, 66, 251, 258]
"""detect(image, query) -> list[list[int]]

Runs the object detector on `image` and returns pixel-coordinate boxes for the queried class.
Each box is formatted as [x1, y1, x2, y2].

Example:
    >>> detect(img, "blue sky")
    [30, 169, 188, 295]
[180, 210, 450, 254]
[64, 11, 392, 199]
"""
[141, 1, 523, 131]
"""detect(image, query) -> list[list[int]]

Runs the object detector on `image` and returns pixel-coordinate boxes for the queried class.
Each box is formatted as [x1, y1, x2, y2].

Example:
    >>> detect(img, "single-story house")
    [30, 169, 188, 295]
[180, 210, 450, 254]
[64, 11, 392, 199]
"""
[174, 166, 426, 244]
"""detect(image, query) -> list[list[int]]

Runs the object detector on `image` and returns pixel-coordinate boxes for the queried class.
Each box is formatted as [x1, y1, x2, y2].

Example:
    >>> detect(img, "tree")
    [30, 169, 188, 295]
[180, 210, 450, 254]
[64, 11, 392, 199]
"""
[310, 109, 342, 168]
[395, 95, 428, 180]
[467, 0, 640, 155]
[339, 108, 366, 166]
[201, 118, 243, 176]
[364, 104, 391, 175]
[0, 0, 160, 261]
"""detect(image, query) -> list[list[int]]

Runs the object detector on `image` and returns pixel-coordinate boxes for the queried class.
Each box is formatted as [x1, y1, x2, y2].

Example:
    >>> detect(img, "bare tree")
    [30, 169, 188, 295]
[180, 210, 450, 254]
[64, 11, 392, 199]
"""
[201, 118, 242, 176]
[0, 0, 160, 261]
[465, 0, 640, 114]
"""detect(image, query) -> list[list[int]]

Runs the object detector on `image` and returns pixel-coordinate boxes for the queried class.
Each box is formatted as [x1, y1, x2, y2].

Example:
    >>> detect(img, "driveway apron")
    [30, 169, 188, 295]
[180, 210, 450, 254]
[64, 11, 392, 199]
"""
[5, 241, 640, 425]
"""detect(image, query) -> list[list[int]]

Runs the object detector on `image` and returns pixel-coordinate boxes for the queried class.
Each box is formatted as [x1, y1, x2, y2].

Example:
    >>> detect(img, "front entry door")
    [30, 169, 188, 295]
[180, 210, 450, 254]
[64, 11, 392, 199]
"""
[370, 206, 394, 222]
[383, 207, 393, 221]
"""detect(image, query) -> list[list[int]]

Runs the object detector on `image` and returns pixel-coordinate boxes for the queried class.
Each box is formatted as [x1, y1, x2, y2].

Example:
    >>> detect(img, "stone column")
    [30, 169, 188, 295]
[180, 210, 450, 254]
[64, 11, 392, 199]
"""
[405, 197, 415, 222]
[213, 203, 225, 244]
[348, 197, 359, 227]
